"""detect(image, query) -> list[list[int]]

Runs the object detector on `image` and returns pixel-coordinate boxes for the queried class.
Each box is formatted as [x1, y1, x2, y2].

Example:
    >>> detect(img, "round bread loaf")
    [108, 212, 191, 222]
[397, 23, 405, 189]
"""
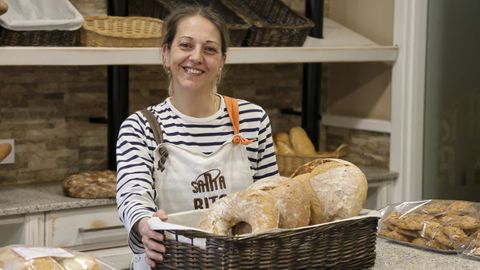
[292, 173, 326, 225]
[308, 158, 368, 221]
[198, 189, 279, 236]
[248, 175, 311, 228]
[63, 170, 116, 198]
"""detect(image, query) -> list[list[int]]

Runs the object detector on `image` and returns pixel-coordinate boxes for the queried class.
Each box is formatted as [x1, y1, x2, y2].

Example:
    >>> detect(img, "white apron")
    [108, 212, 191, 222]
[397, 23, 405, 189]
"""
[132, 96, 254, 269]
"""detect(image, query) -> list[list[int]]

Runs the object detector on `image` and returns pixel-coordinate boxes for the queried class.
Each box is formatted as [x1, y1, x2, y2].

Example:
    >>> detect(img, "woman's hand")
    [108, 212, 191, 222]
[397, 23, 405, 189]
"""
[138, 209, 168, 267]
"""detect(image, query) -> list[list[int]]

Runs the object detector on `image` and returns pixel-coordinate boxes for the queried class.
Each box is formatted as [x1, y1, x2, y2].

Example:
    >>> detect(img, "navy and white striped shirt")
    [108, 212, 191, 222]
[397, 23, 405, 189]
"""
[116, 96, 278, 253]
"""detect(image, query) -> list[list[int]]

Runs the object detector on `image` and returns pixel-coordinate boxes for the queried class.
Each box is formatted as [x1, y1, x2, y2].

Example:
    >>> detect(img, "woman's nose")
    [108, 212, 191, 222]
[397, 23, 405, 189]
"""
[189, 46, 202, 63]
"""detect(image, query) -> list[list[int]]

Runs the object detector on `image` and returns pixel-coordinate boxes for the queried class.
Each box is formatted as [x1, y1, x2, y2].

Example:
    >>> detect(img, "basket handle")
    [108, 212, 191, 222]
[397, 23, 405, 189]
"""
[333, 144, 348, 157]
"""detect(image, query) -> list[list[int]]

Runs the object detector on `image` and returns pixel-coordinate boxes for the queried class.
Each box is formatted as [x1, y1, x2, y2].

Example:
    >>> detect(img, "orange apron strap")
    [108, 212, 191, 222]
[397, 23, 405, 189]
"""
[224, 96, 255, 145]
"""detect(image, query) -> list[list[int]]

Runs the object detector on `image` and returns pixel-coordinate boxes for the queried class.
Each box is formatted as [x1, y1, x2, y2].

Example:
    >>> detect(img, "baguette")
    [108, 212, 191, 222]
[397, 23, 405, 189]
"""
[0, 143, 12, 162]
[276, 141, 295, 155]
[289, 127, 316, 155]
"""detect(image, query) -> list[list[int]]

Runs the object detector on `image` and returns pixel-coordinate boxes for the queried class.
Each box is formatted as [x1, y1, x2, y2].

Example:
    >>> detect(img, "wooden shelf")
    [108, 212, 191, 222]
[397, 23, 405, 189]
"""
[0, 19, 397, 66]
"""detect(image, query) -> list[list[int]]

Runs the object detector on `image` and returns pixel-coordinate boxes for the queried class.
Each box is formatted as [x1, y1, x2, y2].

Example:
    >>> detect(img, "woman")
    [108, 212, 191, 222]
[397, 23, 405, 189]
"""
[116, 5, 278, 269]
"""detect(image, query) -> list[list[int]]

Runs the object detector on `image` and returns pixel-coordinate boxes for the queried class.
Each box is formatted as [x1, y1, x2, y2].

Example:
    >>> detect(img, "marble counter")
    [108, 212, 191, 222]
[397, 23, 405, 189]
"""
[374, 238, 480, 269]
[0, 182, 115, 217]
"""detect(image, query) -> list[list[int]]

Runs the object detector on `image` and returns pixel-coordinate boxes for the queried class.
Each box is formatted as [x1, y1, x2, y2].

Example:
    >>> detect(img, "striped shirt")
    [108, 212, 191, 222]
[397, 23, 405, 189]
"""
[116, 96, 278, 253]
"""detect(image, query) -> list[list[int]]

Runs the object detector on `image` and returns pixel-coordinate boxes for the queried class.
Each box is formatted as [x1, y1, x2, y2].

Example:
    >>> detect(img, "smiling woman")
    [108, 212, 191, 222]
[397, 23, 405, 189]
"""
[115, 5, 279, 269]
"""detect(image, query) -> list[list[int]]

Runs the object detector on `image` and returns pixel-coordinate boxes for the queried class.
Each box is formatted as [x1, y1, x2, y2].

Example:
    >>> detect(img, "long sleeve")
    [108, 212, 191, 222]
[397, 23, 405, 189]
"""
[251, 111, 279, 180]
[116, 112, 157, 254]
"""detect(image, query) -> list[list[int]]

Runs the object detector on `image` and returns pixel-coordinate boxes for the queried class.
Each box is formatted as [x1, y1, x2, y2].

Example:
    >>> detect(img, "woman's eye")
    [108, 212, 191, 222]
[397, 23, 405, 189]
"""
[179, 43, 191, 49]
[205, 47, 217, 54]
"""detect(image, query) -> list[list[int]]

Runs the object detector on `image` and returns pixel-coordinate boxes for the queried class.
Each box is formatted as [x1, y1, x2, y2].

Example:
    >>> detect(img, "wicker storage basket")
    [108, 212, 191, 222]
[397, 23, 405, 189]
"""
[129, 0, 250, 47]
[0, 0, 82, 46]
[0, 28, 80, 46]
[151, 209, 380, 269]
[277, 144, 348, 177]
[80, 16, 163, 47]
[221, 0, 314, 47]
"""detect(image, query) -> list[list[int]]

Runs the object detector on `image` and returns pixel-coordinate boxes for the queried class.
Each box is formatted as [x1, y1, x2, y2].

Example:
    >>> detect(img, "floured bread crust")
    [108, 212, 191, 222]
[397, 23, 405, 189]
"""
[307, 158, 368, 222]
[292, 173, 326, 225]
[198, 189, 280, 236]
[63, 170, 116, 199]
[248, 175, 310, 228]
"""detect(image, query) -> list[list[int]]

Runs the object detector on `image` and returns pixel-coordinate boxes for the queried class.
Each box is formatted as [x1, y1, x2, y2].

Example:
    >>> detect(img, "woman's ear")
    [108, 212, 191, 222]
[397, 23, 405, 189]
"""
[162, 45, 170, 68]
[220, 53, 227, 68]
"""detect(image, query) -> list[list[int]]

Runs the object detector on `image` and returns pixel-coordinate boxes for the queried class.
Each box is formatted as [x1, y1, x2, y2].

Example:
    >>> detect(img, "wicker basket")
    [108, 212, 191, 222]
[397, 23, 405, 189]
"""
[277, 144, 348, 177]
[151, 209, 380, 269]
[221, 0, 315, 47]
[0, 27, 80, 46]
[129, 0, 250, 47]
[80, 16, 163, 47]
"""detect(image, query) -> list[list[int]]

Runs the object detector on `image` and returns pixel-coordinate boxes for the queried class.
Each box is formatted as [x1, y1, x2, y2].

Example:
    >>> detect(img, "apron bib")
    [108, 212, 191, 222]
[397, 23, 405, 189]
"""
[132, 96, 254, 270]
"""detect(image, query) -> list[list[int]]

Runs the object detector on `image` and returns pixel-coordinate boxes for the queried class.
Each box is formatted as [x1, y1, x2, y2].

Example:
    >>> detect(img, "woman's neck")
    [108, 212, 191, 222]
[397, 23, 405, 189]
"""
[170, 90, 219, 118]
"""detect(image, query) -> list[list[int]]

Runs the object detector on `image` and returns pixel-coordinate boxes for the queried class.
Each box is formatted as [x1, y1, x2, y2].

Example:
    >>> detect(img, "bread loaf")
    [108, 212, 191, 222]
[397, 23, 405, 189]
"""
[0, 143, 12, 162]
[307, 159, 368, 222]
[273, 132, 290, 145]
[293, 173, 326, 224]
[198, 189, 280, 236]
[63, 170, 116, 198]
[248, 175, 310, 228]
[276, 141, 295, 155]
[289, 127, 316, 155]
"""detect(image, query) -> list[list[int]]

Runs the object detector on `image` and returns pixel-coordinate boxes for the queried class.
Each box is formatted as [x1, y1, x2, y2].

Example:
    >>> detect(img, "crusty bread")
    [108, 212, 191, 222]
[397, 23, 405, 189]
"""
[289, 127, 316, 155]
[63, 170, 116, 198]
[198, 189, 280, 236]
[308, 159, 368, 221]
[292, 173, 326, 225]
[248, 175, 310, 228]
[0, 143, 12, 162]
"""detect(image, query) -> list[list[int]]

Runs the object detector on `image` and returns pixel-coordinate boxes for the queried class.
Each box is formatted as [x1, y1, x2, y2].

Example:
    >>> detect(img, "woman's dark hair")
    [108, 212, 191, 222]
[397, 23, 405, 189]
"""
[161, 5, 230, 56]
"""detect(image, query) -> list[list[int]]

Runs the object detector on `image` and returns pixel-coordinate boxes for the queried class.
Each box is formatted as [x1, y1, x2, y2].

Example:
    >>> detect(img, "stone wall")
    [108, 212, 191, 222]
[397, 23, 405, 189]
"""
[0, 0, 389, 185]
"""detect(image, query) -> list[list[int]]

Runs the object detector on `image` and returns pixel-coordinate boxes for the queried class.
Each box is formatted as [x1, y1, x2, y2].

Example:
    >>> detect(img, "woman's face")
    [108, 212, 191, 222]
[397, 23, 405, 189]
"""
[163, 15, 226, 94]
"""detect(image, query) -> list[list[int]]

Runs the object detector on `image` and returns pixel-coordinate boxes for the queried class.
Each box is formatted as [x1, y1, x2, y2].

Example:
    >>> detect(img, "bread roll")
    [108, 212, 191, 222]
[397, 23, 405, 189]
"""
[308, 159, 368, 221]
[248, 176, 311, 228]
[0, 143, 12, 162]
[289, 127, 316, 155]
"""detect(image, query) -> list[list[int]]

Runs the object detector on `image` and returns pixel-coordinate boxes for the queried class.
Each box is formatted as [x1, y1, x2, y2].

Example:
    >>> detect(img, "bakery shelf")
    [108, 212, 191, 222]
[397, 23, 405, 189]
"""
[0, 19, 397, 66]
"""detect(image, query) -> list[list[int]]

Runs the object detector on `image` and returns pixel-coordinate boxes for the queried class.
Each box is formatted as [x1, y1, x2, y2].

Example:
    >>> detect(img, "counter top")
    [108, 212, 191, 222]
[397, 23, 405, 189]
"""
[0, 182, 115, 217]
[374, 238, 480, 269]
[0, 166, 397, 217]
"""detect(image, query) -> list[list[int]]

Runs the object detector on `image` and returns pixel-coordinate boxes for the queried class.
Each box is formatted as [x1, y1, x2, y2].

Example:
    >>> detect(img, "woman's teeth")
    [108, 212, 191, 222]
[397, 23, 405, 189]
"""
[184, 67, 202, 75]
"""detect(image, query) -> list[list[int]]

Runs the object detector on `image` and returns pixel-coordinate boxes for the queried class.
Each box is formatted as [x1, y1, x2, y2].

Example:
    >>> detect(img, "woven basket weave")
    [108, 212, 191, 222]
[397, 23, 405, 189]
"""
[129, 0, 250, 47]
[277, 144, 348, 177]
[80, 16, 162, 47]
[153, 209, 379, 269]
[221, 0, 314, 47]
[0, 27, 80, 46]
